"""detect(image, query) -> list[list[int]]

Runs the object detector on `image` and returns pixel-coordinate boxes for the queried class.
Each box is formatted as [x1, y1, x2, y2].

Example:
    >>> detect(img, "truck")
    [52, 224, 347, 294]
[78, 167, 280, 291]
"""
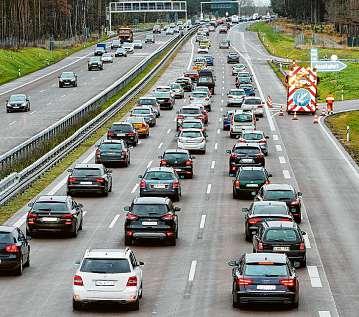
[118, 27, 133, 43]
[94, 43, 107, 56]
[197, 69, 215, 94]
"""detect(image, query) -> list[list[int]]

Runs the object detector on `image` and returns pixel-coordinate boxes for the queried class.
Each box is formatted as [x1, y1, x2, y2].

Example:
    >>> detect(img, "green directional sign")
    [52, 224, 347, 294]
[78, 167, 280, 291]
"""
[312, 60, 347, 72]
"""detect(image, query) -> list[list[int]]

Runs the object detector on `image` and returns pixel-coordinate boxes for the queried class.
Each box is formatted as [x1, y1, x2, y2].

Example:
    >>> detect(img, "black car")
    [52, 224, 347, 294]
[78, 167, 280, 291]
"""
[226, 143, 265, 176]
[242, 201, 293, 241]
[6, 94, 30, 113]
[153, 91, 174, 110]
[255, 184, 302, 223]
[58, 71, 77, 88]
[26, 195, 83, 238]
[123, 197, 180, 246]
[232, 166, 271, 199]
[175, 77, 194, 92]
[88, 57, 103, 71]
[95, 139, 130, 167]
[228, 253, 299, 308]
[115, 47, 127, 57]
[227, 52, 240, 63]
[253, 221, 306, 267]
[159, 149, 194, 178]
[107, 122, 139, 146]
[67, 164, 112, 196]
[0, 226, 30, 275]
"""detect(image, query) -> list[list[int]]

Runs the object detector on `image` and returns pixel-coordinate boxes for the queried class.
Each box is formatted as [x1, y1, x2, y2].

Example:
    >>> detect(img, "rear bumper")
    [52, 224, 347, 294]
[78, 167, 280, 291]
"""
[73, 287, 138, 304]
[68, 184, 105, 192]
[0, 258, 21, 270]
[236, 290, 296, 304]
[140, 189, 178, 198]
[257, 250, 305, 261]
[27, 223, 73, 233]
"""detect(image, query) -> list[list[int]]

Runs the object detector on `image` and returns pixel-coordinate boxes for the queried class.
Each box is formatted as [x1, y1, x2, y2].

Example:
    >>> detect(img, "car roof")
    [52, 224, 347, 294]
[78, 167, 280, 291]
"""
[146, 166, 174, 172]
[243, 130, 264, 134]
[180, 128, 203, 132]
[245, 253, 287, 264]
[263, 221, 298, 229]
[239, 166, 265, 171]
[133, 196, 170, 205]
[84, 248, 130, 259]
[252, 201, 288, 207]
[164, 149, 189, 154]
[234, 142, 260, 148]
[263, 184, 294, 191]
[0, 226, 16, 233]
[182, 118, 203, 123]
[100, 139, 124, 145]
[133, 106, 151, 110]
[74, 163, 103, 169]
[112, 121, 132, 125]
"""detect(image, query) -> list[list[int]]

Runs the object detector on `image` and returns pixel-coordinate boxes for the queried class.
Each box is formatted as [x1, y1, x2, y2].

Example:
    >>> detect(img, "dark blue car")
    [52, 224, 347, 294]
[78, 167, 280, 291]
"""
[223, 110, 234, 131]
[203, 55, 214, 66]
[239, 84, 256, 96]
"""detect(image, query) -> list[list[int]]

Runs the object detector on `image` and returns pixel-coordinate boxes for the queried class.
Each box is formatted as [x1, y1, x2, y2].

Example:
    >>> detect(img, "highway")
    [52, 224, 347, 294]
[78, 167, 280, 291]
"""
[0, 22, 353, 316]
[0, 31, 176, 155]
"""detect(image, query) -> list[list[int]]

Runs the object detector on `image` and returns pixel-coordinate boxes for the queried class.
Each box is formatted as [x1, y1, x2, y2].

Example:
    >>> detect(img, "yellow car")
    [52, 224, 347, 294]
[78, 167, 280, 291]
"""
[193, 61, 207, 71]
[126, 116, 150, 137]
[199, 39, 211, 48]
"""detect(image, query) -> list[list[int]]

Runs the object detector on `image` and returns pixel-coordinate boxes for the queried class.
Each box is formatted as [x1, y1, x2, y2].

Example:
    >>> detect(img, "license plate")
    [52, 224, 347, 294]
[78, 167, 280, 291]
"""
[154, 184, 166, 189]
[96, 280, 115, 286]
[116, 133, 126, 136]
[273, 246, 290, 251]
[42, 217, 58, 222]
[257, 285, 276, 290]
[246, 183, 258, 188]
[242, 159, 253, 163]
[80, 181, 92, 185]
[142, 221, 158, 226]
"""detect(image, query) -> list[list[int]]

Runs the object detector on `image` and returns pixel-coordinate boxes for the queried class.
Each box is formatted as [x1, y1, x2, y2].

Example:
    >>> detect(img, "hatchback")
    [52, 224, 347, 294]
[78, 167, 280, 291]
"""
[238, 130, 269, 155]
[95, 139, 131, 167]
[159, 149, 194, 178]
[107, 122, 139, 146]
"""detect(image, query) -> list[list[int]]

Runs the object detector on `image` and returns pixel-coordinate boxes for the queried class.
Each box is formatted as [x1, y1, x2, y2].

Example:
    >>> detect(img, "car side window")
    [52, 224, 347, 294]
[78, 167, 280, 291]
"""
[129, 253, 138, 268]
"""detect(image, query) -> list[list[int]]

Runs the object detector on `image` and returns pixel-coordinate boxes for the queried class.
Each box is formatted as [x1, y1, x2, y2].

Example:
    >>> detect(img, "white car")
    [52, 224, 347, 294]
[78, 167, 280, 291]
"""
[133, 40, 143, 49]
[230, 109, 256, 138]
[155, 85, 175, 98]
[101, 53, 114, 63]
[177, 128, 206, 154]
[166, 28, 174, 35]
[170, 82, 185, 99]
[197, 46, 209, 54]
[227, 88, 246, 106]
[190, 90, 211, 111]
[232, 64, 246, 75]
[194, 86, 212, 97]
[72, 248, 144, 311]
[123, 43, 134, 54]
[242, 96, 265, 117]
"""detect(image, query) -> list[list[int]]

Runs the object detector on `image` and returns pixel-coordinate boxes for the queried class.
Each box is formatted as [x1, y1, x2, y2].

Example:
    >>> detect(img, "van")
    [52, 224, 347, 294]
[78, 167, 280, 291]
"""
[229, 109, 256, 138]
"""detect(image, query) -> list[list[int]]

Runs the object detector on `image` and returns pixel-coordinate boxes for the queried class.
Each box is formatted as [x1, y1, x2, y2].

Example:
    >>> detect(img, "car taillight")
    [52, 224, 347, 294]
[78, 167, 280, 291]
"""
[126, 132, 136, 136]
[27, 212, 38, 224]
[248, 217, 262, 225]
[234, 180, 240, 188]
[259, 139, 267, 144]
[73, 275, 84, 286]
[61, 213, 73, 224]
[230, 153, 237, 159]
[299, 242, 305, 250]
[173, 180, 180, 188]
[161, 213, 175, 220]
[265, 180, 270, 184]
[5, 244, 19, 253]
[160, 159, 167, 166]
[236, 276, 253, 286]
[279, 217, 292, 222]
[177, 115, 184, 120]
[68, 177, 77, 183]
[95, 149, 101, 157]
[257, 242, 263, 250]
[185, 160, 192, 166]
[139, 179, 146, 188]
[96, 178, 105, 183]
[126, 276, 138, 287]
[107, 131, 114, 138]
[291, 199, 300, 205]
[126, 213, 139, 220]
[280, 278, 296, 288]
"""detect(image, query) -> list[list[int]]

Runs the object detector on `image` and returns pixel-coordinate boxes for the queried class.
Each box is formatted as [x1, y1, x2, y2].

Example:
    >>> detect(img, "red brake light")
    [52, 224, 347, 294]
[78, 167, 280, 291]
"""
[73, 275, 84, 286]
[107, 131, 114, 137]
[126, 213, 139, 220]
[234, 180, 240, 188]
[173, 180, 180, 188]
[280, 278, 296, 288]
[126, 132, 136, 136]
[185, 160, 192, 166]
[96, 178, 105, 183]
[299, 242, 305, 250]
[248, 217, 262, 225]
[139, 179, 146, 188]
[257, 242, 263, 250]
[68, 177, 77, 183]
[230, 153, 237, 159]
[161, 213, 175, 221]
[5, 244, 19, 253]
[126, 276, 138, 287]
[27, 212, 38, 224]
[236, 277, 253, 286]
[95, 149, 101, 157]
[160, 159, 167, 166]
[259, 139, 267, 144]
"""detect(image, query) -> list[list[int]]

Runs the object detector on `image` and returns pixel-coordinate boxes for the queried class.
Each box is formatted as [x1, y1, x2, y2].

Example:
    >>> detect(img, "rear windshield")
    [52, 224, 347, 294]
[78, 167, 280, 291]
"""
[99, 143, 123, 151]
[72, 168, 102, 177]
[181, 108, 200, 114]
[132, 108, 150, 115]
[127, 117, 144, 123]
[252, 204, 288, 214]
[139, 99, 155, 105]
[245, 99, 261, 105]
[144, 171, 175, 180]
[233, 147, 259, 155]
[264, 190, 295, 200]
[155, 92, 170, 98]
[239, 170, 265, 181]
[264, 228, 300, 242]
[192, 92, 207, 98]
[163, 152, 189, 160]
[156, 87, 171, 92]
[81, 259, 131, 273]
[32, 201, 69, 213]
[198, 77, 211, 84]
[170, 83, 181, 89]
[181, 131, 202, 138]
[111, 124, 132, 132]
[182, 122, 202, 129]
[244, 264, 288, 277]
[229, 90, 245, 96]
[61, 72, 74, 79]
[243, 132, 263, 140]
[132, 204, 168, 215]
[233, 114, 252, 122]
[0, 232, 14, 243]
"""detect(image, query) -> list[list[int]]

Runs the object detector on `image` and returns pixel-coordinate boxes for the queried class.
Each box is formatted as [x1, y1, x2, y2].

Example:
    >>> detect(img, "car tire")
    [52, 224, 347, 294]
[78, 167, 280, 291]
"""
[168, 237, 176, 246]
[291, 298, 299, 309]
[71, 223, 78, 238]
[24, 252, 30, 267]
[232, 190, 239, 199]
[14, 257, 23, 276]
[73, 300, 83, 311]
[232, 293, 239, 308]
[129, 298, 140, 311]
[124, 236, 133, 246]
[300, 257, 306, 268]
[245, 230, 252, 242]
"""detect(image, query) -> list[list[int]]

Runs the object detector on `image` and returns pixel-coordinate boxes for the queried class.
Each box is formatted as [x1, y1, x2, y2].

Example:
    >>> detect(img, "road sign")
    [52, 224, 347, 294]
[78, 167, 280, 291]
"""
[312, 60, 347, 72]
[310, 48, 318, 68]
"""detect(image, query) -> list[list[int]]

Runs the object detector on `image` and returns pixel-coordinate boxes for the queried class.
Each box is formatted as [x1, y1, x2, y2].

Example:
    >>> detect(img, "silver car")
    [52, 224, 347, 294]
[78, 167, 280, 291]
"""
[232, 64, 246, 75]
[133, 40, 143, 49]
[242, 97, 265, 117]
[190, 91, 211, 111]
[177, 128, 206, 154]
[101, 53, 114, 63]
[130, 106, 156, 127]
[227, 88, 246, 107]
[240, 130, 269, 156]
[137, 96, 161, 117]
[170, 82, 185, 99]
[123, 42, 134, 54]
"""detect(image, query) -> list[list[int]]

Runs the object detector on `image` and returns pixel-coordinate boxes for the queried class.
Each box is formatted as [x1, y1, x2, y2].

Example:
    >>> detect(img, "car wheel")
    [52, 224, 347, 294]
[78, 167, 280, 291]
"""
[300, 257, 306, 268]
[124, 236, 133, 246]
[168, 237, 177, 246]
[24, 252, 30, 267]
[232, 293, 239, 308]
[14, 257, 23, 276]
[173, 192, 180, 202]
[232, 190, 239, 199]
[139, 283, 143, 299]
[79, 218, 83, 230]
[73, 299, 83, 311]
[71, 223, 78, 238]
[129, 298, 140, 311]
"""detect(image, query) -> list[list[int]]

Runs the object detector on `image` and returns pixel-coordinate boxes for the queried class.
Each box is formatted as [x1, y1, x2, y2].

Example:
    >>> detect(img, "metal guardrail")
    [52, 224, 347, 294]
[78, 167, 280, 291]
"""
[0, 28, 196, 205]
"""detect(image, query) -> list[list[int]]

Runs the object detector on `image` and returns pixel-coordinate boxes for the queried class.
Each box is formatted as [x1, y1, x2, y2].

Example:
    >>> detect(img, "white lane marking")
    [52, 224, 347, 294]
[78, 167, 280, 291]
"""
[146, 160, 153, 168]
[222, 80, 224, 84]
[222, 86, 225, 90]
[211, 161, 215, 169]
[9, 121, 16, 126]
[39, 89, 46, 93]
[131, 183, 139, 194]
[83, 150, 95, 163]
[186, 36, 195, 70]
[188, 260, 197, 282]
[217, 128, 220, 134]
[307, 266, 323, 288]
[173, 117, 176, 122]
[158, 142, 163, 149]
[138, 140, 142, 144]
[318, 311, 331, 317]
[273, 134, 279, 141]
[219, 117, 222, 122]
[109, 214, 120, 229]
[214, 143, 218, 150]
[279, 156, 286, 164]
[200, 215, 206, 229]
[275, 144, 282, 152]
[221, 99, 224, 104]
[283, 170, 291, 179]
[206, 184, 212, 194]
[304, 234, 311, 249]
[30, 111, 36, 115]
[14, 215, 27, 228]
[221, 92, 224, 97]
[167, 128, 171, 134]
[220, 107, 223, 111]
[61, 94, 66, 98]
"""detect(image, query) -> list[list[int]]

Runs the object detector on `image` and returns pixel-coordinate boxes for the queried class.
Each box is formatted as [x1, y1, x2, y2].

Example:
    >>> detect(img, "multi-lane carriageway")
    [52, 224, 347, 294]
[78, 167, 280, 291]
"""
[2, 22, 359, 316]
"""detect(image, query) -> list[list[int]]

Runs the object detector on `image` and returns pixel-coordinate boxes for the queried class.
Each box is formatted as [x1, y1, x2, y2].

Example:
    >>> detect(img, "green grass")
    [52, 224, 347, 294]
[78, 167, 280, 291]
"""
[0, 37, 182, 224]
[326, 111, 359, 163]
[249, 22, 359, 102]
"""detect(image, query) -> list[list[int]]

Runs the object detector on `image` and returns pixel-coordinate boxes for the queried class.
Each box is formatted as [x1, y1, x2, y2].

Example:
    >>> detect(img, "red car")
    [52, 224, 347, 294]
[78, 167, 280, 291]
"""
[184, 71, 199, 83]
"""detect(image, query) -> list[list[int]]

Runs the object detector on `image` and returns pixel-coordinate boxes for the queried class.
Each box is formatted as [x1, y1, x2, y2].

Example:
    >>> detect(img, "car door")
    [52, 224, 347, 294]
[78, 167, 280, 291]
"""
[71, 199, 81, 230]
[16, 228, 29, 262]
[130, 252, 142, 289]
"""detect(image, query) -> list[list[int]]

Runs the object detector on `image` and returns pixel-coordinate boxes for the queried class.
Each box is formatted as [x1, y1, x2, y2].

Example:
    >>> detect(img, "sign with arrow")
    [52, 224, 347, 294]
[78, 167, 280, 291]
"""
[312, 60, 347, 72]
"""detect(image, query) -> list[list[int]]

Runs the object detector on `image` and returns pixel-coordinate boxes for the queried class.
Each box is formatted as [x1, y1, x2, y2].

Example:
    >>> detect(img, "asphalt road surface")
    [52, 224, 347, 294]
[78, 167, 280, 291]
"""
[0, 31, 176, 155]
[2, 22, 356, 316]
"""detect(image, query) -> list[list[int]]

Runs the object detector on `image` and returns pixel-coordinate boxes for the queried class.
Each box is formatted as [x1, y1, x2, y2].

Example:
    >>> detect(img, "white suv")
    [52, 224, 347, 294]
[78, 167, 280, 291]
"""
[72, 248, 144, 311]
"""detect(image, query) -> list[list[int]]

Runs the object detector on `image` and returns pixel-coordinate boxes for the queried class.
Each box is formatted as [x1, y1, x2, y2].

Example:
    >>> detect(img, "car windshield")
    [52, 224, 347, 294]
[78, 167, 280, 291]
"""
[239, 170, 265, 181]
[72, 168, 102, 177]
[9, 95, 26, 102]
[163, 153, 189, 161]
[243, 132, 263, 140]
[244, 264, 288, 277]
[132, 204, 168, 215]
[245, 99, 261, 105]
[90, 57, 100, 62]
[181, 108, 200, 114]
[103, 53, 111, 57]
[132, 108, 150, 115]
[198, 77, 211, 84]
[32, 201, 68, 212]
[0, 232, 14, 244]
[253, 205, 288, 214]
[192, 92, 207, 98]
[181, 131, 202, 138]
[99, 143, 122, 151]
[116, 48, 125, 52]
[61, 72, 74, 79]
[264, 190, 295, 200]
[81, 258, 131, 274]
[182, 122, 202, 129]
[233, 147, 260, 155]
[233, 114, 252, 122]
[155, 91, 170, 98]
[156, 87, 171, 92]
[229, 90, 245, 96]
[264, 228, 300, 242]
[112, 124, 132, 132]
[139, 98, 155, 105]
[170, 83, 181, 89]
[145, 171, 175, 180]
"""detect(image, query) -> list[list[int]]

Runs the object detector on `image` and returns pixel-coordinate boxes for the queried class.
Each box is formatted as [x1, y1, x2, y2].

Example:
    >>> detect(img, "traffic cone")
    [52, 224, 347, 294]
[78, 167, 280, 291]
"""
[313, 115, 319, 124]
[279, 106, 284, 116]
[292, 111, 298, 120]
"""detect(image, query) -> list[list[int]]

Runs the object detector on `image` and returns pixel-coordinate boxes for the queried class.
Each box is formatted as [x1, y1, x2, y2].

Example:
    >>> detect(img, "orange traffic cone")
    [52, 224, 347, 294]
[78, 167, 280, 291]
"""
[313, 115, 319, 124]
[279, 106, 284, 116]
[292, 111, 298, 120]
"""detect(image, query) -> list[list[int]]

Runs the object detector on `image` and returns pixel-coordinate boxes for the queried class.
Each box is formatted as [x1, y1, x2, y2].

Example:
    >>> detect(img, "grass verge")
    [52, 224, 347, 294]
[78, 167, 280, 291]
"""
[249, 22, 359, 102]
[0, 35, 186, 224]
[326, 111, 359, 163]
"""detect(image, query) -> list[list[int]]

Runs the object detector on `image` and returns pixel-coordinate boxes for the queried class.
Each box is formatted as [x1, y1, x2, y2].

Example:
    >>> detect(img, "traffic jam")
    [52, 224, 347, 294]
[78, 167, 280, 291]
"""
[0, 18, 320, 314]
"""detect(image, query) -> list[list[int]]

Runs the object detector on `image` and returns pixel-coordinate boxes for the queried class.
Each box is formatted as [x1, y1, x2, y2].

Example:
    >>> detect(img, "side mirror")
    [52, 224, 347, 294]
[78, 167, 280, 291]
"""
[174, 206, 181, 212]
[158, 155, 162, 159]
[268, 173, 272, 177]
[138, 175, 143, 179]
[227, 260, 238, 267]
[298, 192, 302, 197]
[242, 208, 249, 213]
[78, 203, 84, 208]
[139, 261, 145, 266]
[123, 206, 130, 212]
[67, 168, 73, 173]
[107, 169, 112, 173]
[265, 136, 269, 139]
[225, 150, 231, 154]
[222, 114, 226, 117]
[301, 231, 306, 235]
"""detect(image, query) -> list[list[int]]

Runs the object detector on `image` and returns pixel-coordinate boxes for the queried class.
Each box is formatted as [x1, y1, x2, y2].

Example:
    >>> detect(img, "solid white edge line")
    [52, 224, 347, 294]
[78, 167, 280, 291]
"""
[275, 144, 282, 152]
[307, 266, 323, 288]
[83, 211, 87, 216]
[131, 183, 139, 194]
[214, 143, 218, 150]
[199, 215, 206, 229]
[318, 311, 331, 317]
[273, 134, 279, 141]
[14, 215, 27, 228]
[186, 36, 195, 70]
[167, 128, 171, 134]
[211, 161, 215, 169]
[279, 156, 286, 164]
[206, 184, 212, 194]
[283, 170, 291, 179]
[188, 260, 197, 282]
[304, 234, 311, 249]
[158, 142, 163, 149]
[109, 214, 120, 229]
